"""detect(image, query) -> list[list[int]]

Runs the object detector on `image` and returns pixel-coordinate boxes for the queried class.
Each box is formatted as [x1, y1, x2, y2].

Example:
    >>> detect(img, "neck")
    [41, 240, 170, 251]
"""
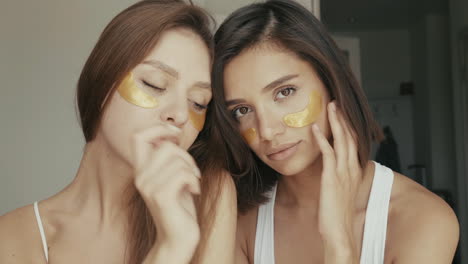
[276, 156, 324, 209]
[58, 136, 134, 227]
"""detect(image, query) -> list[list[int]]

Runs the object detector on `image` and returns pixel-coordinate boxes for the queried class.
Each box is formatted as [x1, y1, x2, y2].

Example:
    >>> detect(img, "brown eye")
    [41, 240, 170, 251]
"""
[281, 89, 291, 96]
[232, 105, 252, 120]
[275, 87, 296, 100]
[239, 107, 248, 114]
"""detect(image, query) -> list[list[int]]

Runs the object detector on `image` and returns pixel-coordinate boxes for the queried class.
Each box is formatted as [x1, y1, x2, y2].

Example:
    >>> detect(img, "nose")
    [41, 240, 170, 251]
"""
[159, 93, 189, 128]
[256, 106, 284, 141]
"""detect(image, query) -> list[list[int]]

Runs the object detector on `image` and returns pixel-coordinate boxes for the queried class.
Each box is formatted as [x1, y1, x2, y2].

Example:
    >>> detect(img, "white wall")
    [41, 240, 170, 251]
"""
[0, 0, 139, 215]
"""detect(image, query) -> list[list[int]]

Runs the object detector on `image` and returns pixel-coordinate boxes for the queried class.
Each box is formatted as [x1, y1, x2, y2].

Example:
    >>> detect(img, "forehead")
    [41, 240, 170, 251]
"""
[144, 28, 211, 82]
[223, 45, 313, 99]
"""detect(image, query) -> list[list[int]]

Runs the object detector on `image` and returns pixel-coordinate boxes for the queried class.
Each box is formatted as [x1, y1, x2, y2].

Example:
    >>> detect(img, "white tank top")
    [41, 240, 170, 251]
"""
[254, 161, 394, 264]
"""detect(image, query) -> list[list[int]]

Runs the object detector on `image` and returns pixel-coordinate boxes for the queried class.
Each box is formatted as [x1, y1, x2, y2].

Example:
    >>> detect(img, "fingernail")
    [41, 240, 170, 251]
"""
[329, 102, 336, 112]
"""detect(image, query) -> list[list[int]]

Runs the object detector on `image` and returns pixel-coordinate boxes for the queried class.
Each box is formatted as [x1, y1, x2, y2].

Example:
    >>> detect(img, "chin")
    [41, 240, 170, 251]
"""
[274, 165, 307, 177]
[263, 150, 321, 177]
[264, 158, 309, 177]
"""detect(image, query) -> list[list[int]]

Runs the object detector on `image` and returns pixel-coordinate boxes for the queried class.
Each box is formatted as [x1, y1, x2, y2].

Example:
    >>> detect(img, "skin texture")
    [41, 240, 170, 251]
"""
[224, 45, 459, 264]
[0, 28, 237, 264]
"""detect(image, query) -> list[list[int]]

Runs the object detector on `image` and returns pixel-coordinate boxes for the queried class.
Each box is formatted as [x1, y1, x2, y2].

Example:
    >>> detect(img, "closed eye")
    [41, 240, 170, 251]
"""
[192, 101, 208, 112]
[143, 80, 166, 92]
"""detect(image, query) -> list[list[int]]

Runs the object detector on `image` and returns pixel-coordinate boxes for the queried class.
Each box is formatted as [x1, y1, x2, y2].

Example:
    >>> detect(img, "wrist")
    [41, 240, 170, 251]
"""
[323, 236, 358, 264]
[324, 247, 357, 264]
[144, 240, 195, 264]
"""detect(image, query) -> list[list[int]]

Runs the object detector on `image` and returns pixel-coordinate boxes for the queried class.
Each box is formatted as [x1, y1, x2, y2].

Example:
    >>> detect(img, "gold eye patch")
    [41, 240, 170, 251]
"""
[283, 90, 322, 128]
[118, 72, 207, 131]
[189, 110, 206, 131]
[117, 73, 159, 108]
[241, 128, 257, 145]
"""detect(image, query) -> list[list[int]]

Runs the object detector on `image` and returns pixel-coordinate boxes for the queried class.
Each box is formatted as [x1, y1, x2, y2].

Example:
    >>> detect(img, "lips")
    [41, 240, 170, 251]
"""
[266, 141, 301, 161]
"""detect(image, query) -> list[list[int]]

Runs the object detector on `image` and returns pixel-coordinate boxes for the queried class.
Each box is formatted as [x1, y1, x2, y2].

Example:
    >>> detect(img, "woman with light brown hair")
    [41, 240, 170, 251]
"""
[0, 1, 236, 263]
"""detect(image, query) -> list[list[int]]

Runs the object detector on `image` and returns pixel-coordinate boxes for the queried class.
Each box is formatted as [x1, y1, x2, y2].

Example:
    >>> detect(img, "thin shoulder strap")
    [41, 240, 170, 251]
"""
[254, 184, 277, 264]
[359, 162, 394, 264]
[34, 201, 49, 263]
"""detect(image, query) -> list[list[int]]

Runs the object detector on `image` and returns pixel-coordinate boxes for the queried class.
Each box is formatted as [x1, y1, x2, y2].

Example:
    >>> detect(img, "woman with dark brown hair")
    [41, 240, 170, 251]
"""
[210, 0, 459, 263]
[0, 1, 236, 263]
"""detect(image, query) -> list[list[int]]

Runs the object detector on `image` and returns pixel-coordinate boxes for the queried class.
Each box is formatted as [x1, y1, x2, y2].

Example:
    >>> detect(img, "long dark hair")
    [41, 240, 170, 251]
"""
[76, 1, 223, 263]
[210, 0, 382, 213]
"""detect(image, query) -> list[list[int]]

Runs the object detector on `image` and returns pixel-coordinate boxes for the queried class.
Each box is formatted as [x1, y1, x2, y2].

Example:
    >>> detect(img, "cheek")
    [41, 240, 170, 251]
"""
[241, 128, 257, 145]
[100, 93, 157, 160]
[103, 93, 135, 135]
[236, 113, 258, 145]
[180, 125, 200, 150]
[189, 110, 206, 132]
[283, 90, 323, 128]
[239, 127, 263, 155]
[310, 106, 332, 144]
[296, 103, 330, 148]
[99, 109, 134, 164]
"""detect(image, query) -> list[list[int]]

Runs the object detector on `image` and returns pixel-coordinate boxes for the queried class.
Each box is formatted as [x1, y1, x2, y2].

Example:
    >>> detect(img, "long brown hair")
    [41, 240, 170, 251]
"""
[76, 1, 223, 263]
[211, 0, 383, 213]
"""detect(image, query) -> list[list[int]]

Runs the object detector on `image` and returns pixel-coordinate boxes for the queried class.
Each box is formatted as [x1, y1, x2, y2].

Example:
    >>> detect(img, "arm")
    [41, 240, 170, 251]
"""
[391, 194, 459, 264]
[143, 242, 193, 264]
[193, 172, 238, 264]
[0, 214, 19, 263]
[0, 207, 40, 264]
[323, 238, 359, 264]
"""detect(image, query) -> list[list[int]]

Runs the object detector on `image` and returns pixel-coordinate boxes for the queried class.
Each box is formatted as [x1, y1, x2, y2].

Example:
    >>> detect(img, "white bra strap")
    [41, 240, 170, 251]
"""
[34, 201, 49, 262]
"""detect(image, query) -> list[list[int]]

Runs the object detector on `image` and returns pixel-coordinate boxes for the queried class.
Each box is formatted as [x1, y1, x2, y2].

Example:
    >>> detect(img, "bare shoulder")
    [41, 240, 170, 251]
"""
[386, 172, 459, 263]
[0, 204, 43, 263]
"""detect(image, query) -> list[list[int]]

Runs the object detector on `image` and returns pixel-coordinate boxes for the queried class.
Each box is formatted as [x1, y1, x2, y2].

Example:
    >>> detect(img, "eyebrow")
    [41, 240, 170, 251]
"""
[194, 81, 211, 91]
[142, 60, 179, 79]
[263, 74, 299, 92]
[225, 98, 246, 107]
[225, 74, 299, 107]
